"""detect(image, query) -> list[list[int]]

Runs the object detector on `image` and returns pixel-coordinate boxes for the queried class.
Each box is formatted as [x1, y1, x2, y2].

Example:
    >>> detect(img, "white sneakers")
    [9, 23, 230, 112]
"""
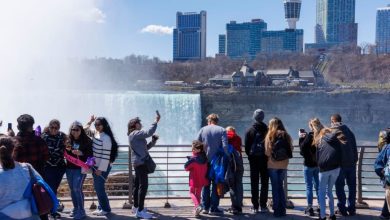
[91, 209, 109, 216]
[136, 209, 153, 219]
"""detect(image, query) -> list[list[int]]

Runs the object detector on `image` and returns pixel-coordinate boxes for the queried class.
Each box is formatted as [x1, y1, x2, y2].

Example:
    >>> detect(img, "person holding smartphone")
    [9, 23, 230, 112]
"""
[65, 121, 93, 220]
[128, 112, 160, 219]
[299, 122, 320, 217]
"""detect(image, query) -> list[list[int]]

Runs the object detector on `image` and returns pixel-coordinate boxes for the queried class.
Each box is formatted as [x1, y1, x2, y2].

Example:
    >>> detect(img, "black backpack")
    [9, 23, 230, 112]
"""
[271, 136, 293, 161]
[250, 131, 265, 157]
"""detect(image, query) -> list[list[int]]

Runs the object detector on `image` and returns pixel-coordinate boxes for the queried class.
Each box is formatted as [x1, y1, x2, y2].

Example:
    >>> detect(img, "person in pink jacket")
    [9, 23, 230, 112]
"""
[185, 140, 209, 217]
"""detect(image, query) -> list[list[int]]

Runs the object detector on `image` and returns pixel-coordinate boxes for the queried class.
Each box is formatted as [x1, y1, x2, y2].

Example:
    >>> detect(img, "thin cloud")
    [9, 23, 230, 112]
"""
[141, 25, 173, 35]
[80, 7, 106, 24]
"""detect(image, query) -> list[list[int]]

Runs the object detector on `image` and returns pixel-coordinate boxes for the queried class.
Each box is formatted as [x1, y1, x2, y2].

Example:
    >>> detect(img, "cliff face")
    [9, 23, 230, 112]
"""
[201, 90, 390, 144]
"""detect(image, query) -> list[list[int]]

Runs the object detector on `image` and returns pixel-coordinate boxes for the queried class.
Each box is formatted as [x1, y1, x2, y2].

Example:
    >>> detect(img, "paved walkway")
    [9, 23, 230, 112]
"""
[58, 199, 384, 220]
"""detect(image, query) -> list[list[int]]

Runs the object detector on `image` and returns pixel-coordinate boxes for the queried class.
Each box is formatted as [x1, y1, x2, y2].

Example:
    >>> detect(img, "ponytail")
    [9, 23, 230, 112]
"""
[0, 137, 15, 170]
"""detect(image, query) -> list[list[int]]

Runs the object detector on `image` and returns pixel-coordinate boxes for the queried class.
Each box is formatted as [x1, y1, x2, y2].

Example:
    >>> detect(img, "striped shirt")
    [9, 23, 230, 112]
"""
[92, 132, 112, 172]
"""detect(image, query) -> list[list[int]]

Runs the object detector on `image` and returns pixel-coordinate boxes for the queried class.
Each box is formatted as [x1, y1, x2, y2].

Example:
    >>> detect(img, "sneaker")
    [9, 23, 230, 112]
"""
[202, 209, 209, 214]
[91, 210, 109, 216]
[329, 215, 336, 220]
[69, 211, 74, 217]
[51, 212, 61, 219]
[251, 207, 259, 213]
[136, 209, 153, 219]
[348, 210, 356, 216]
[210, 208, 224, 215]
[260, 207, 269, 213]
[194, 206, 202, 217]
[335, 209, 348, 216]
[132, 206, 138, 214]
[380, 214, 390, 220]
[305, 207, 315, 216]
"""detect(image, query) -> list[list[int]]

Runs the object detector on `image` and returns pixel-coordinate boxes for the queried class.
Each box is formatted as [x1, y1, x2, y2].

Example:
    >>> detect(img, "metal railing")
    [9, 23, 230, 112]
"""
[57, 145, 383, 209]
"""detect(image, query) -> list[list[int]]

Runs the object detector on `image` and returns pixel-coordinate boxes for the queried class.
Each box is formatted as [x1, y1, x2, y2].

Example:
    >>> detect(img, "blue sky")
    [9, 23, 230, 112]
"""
[91, 0, 389, 61]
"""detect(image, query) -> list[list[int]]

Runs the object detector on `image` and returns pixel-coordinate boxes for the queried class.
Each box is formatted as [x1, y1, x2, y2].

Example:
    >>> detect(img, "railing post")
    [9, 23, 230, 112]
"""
[123, 145, 133, 209]
[356, 146, 369, 208]
[164, 145, 171, 208]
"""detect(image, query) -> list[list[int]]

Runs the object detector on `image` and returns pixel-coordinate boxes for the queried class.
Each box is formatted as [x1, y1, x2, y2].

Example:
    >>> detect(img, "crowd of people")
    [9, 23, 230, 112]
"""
[0, 110, 389, 220]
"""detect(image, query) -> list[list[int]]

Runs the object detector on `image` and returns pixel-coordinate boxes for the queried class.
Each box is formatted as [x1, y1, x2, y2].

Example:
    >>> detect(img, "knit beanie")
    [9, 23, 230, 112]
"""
[253, 109, 264, 122]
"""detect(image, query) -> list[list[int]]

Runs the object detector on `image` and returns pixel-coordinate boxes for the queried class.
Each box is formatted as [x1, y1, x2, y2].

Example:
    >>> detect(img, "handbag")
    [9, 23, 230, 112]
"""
[27, 165, 53, 215]
[131, 146, 156, 174]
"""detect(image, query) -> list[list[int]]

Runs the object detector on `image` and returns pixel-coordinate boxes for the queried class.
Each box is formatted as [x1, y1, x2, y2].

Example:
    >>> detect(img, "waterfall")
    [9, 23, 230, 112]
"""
[0, 90, 201, 144]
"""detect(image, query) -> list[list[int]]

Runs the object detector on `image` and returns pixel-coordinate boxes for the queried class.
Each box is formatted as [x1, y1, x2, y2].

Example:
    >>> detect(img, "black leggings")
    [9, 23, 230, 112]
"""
[133, 164, 149, 211]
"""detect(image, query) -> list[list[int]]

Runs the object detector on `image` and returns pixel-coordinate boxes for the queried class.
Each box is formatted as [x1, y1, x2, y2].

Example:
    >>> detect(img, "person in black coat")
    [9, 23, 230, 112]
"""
[244, 109, 269, 213]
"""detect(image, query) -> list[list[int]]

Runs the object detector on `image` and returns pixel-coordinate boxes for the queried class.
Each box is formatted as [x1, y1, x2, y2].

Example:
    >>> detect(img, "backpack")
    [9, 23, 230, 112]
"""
[271, 136, 293, 161]
[250, 131, 265, 157]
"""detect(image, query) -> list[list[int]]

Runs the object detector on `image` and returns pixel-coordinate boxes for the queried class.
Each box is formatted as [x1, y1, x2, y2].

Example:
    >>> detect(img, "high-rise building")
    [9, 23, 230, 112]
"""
[218, 34, 226, 55]
[376, 5, 390, 54]
[225, 19, 267, 59]
[261, 29, 303, 53]
[173, 11, 206, 61]
[315, 0, 357, 46]
[284, 0, 302, 29]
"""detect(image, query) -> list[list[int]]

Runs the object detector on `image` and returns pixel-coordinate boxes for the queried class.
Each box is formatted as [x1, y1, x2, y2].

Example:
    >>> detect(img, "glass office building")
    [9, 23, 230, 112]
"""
[173, 11, 207, 61]
[218, 34, 226, 55]
[315, 0, 357, 46]
[261, 29, 303, 54]
[376, 5, 390, 54]
[225, 19, 267, 59]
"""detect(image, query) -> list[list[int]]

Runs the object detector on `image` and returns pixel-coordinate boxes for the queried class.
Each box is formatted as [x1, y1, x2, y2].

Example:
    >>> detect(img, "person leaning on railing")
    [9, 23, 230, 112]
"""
[128, 114, 160, 219]
[375, 129, 390, 220]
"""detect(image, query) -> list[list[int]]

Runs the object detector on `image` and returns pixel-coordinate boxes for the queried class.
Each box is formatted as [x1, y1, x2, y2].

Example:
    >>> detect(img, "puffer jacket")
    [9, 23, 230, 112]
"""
[316, 132, 342, 172]
[299, 132, 317, 167]
[184, 152, 209, 188]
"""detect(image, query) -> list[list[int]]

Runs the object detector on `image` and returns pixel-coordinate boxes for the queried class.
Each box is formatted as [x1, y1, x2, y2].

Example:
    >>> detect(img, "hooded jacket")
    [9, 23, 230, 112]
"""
[331, 123, 357, 168]
[244, 122, 268, 158]
[184, 152, 209, 188]
[227, 130, 242, 157]
[316, 132, 342, 172]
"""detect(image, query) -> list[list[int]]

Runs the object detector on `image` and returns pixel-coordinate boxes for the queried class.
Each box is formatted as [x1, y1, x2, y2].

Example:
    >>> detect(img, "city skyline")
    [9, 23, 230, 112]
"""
[3, 0, 386, 62]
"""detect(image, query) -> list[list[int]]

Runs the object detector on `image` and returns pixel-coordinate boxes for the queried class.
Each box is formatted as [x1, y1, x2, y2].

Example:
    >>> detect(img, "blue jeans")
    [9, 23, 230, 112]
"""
[335, 166, 356, 213]
[319, 168, 340, 218]
[268, 169, 287, 216]
[304, 166, 319, 207]
[66, 168, 86, 218]
[201, 181, 220, 211]
[92, 165, 112, 212]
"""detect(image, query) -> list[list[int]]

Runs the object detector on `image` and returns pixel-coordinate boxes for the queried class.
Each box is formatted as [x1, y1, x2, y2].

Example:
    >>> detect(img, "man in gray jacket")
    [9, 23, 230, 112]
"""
[197, 113, 228, 215]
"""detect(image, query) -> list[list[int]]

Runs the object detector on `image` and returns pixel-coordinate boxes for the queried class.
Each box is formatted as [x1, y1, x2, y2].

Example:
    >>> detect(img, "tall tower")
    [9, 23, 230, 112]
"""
[284, 0, 302, 29]
[376, 5, 390, 54]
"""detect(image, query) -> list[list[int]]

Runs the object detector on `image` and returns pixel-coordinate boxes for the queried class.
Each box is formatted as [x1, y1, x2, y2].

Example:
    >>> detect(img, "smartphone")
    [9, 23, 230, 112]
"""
[156, 110, 160, 117]
[299, 128, 305, 133]
[7, 123, 12, 130]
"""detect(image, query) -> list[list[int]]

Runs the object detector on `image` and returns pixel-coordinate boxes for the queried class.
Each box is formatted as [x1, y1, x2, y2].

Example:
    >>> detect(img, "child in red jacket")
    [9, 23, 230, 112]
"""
[185, 140, 209, 217]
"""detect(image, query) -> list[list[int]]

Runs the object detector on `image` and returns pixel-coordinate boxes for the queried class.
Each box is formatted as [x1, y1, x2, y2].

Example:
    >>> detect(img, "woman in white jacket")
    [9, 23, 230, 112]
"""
[85, 116, 119, 216]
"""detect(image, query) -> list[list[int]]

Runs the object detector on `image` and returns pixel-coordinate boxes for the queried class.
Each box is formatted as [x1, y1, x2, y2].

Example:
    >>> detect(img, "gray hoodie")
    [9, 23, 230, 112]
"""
[129, 122, 157, 167]
[197, 124, 228, 162]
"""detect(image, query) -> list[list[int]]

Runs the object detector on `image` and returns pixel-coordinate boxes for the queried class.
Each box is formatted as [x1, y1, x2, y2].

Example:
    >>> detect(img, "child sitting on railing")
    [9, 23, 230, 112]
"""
[185, 140, 209, 218]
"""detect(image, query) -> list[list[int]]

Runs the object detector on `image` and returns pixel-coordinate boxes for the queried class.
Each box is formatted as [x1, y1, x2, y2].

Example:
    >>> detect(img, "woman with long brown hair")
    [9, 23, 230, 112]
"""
[264, 117, 293, 217]
[311, 119, 342, 220]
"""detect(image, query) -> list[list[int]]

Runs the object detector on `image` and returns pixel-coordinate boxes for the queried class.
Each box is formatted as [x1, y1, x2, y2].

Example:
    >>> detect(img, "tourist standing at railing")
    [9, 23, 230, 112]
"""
[85, 116, 119, 216]
[314, 120, 342, 220]
[197, 113, 228, 215]
[12, 114, 49, 220]
[299, 119, 320, 217]
[65, 121, 93, 220]
[226, 126, 244, 215]
[0, 137, 41, 220]
[244, 109, 269, 214]
[375, 129, 390, 220]
[330, 114, 358, 216]
[184, 140, 209, 218]
[264, 117, 293, 217]
[128, 115, 160, 219]
[41, 119, 67, 219]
